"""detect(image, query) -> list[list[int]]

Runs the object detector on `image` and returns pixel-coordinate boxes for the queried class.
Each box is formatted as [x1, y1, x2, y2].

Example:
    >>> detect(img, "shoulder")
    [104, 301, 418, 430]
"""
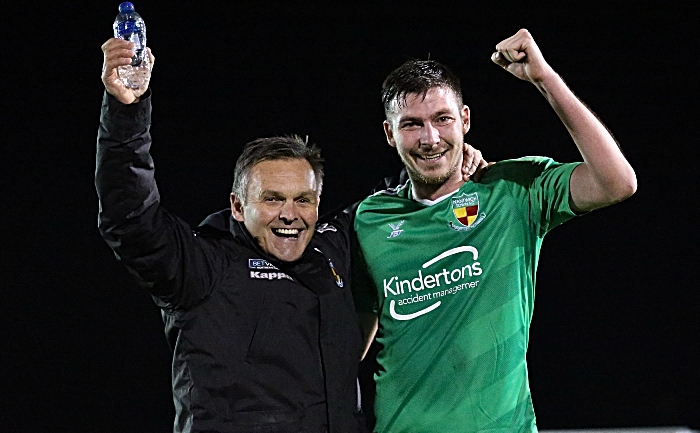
[480, 156, 564, 184]
[367, 178, 410, 199]
[314, 209, 354, 250]
[194, 208, 237, 245]
[358, 180, 411, 210]
[491, 156, 557, 172]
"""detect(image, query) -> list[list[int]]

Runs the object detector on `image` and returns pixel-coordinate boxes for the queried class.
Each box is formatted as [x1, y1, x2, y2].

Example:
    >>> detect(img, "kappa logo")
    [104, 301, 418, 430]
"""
[250, 271, 294, 281]
[387, 220, 405, 238]
[449, 192, 486, 231]
[248, 259, 294, 281]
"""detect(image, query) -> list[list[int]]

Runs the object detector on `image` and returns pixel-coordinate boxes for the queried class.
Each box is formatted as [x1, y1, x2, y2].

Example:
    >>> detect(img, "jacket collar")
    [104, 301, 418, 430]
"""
[197, 208, 321, 269]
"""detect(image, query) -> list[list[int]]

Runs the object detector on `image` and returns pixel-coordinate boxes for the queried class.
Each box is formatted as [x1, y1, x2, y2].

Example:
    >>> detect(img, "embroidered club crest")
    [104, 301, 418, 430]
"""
[451, 192, 479, 227]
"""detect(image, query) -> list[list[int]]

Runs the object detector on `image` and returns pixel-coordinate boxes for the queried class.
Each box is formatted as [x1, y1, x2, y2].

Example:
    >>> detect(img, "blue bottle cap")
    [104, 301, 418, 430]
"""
[118, 2, 135, 13]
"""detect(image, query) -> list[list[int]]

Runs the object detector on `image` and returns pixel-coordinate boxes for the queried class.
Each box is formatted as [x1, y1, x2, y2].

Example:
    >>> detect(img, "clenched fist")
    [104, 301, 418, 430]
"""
[491, 29, 556, 84]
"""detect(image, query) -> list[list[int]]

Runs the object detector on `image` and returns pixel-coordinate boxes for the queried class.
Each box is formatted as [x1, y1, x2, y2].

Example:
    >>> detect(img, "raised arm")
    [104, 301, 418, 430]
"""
[96, 39, 217, 307]
[491, 29, 637, 212]
[96, 39, 159, 251]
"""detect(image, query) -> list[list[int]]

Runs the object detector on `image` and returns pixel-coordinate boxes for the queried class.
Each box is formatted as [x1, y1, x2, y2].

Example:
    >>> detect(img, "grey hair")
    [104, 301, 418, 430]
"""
[231, 135, 324, 202]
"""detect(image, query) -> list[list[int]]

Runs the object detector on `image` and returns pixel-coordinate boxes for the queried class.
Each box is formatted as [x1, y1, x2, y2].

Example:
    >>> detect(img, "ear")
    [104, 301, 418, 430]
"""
[461, 105, 471, 135]
[230, 193, 245, 222]
[383, 120, 397, 148]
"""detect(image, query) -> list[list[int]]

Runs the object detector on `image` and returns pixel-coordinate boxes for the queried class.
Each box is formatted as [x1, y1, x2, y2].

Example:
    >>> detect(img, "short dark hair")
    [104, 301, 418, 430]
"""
[231, 135, 324, 202]
[381, 59, 463, 116]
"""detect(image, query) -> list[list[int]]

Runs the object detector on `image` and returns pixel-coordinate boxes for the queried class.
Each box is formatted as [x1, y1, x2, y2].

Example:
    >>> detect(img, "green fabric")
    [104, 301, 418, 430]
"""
[354, 157, 580, 432]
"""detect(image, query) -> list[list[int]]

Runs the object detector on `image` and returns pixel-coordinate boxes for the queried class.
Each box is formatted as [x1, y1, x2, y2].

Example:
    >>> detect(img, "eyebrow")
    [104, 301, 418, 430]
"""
[430, 109, 455, 119]
[259, 190, 318, 199]
[398, 116, 422, 124]
[398, 109, 454, 124]
[296, 190, 319, 200]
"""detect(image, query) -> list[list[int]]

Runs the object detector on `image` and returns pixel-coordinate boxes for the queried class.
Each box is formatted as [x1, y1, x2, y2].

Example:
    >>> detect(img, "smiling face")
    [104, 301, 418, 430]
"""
[230, 158, 320, 262]
[384, 86, 470, 199]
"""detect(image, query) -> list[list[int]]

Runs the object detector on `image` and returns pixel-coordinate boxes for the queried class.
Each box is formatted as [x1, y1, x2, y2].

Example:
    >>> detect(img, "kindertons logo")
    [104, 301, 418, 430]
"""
[449, 192, 485, 231]
[384, 246, 482, 321]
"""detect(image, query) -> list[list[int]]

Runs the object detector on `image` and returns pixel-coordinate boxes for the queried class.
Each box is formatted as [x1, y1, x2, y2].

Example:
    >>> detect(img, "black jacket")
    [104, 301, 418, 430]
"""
[95, 90, 365, 433]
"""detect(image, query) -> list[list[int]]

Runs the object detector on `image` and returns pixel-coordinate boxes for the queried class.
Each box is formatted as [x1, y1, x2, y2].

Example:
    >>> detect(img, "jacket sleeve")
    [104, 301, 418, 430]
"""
[95, 90, 224, 310]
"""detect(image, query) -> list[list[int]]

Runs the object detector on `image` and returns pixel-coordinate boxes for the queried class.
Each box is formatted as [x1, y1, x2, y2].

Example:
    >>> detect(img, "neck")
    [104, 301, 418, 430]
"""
[411, 174, 465, 201]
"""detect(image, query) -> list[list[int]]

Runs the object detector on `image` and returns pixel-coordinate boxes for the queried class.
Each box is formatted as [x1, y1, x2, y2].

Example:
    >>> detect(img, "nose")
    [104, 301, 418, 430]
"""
[279, 201, 299, 224]
[420, 122, 440, 147]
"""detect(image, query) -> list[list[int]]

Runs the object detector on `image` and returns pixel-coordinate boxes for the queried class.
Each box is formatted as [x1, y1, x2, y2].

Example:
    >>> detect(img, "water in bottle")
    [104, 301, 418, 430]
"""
[112, 2, 150, 89]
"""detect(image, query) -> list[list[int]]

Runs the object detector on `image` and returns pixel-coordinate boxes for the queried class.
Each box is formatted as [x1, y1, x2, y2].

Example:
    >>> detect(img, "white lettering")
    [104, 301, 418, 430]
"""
[250, 271, 293, 281]
[383, 276, 398, 297]
[399, 279, 410, 295]
[439, 269, 450, 285]
[411, 270, 424, 292]
[472, 262, 482, 276]
[389, 299, 441, 321]
[381, 247, 482, 315]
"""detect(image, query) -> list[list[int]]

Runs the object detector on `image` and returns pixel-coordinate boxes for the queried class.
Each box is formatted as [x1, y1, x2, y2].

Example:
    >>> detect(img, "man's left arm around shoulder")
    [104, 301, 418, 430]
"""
[492, 29, 637, 212]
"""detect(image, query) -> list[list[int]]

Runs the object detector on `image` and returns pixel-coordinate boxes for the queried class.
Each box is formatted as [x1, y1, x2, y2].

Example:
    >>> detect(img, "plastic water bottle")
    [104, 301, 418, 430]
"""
[112, 2, 150, 89]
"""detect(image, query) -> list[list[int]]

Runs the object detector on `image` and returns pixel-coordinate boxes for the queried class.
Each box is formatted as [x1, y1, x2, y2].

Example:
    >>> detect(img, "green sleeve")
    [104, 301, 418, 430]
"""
[525, 157, 581, 234]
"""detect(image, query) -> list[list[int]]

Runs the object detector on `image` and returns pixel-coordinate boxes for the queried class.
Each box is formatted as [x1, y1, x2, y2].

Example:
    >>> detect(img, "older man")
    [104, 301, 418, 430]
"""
[96, 38, 367, 433]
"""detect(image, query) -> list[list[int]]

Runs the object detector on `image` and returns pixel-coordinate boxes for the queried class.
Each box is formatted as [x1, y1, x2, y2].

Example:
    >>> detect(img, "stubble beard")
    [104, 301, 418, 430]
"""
[401, 151, 460, 189]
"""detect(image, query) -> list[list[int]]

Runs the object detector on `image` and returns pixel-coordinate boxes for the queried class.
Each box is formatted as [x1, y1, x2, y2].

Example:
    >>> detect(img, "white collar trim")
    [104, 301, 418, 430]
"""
[411, 187, 460, 206]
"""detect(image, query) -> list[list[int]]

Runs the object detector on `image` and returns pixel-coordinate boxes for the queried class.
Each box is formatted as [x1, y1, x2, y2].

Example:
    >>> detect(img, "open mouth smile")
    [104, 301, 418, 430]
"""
[272, 228, 302, 238]
[417, 150, 447, 162]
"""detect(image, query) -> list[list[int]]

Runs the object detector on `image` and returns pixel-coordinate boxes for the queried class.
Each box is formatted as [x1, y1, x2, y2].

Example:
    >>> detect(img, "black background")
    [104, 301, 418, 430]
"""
[3, 1, 698, 431]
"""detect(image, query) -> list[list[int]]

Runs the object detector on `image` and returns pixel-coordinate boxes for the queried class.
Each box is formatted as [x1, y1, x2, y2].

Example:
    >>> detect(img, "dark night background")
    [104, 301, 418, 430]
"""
[2, 1, 698, 431]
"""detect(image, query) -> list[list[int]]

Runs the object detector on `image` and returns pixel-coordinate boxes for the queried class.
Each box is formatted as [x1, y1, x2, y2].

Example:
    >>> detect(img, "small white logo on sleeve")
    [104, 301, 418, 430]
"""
[316, 223, 337, 233]
[387, 220, 405, 238]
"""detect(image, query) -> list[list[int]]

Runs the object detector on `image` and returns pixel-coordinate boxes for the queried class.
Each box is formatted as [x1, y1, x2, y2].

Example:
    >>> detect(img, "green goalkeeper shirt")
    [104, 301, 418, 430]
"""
[354, 157, 581, 433]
